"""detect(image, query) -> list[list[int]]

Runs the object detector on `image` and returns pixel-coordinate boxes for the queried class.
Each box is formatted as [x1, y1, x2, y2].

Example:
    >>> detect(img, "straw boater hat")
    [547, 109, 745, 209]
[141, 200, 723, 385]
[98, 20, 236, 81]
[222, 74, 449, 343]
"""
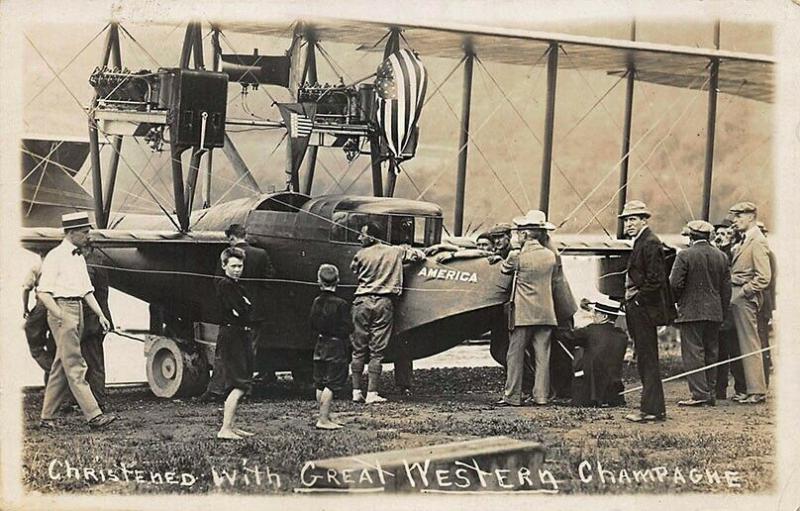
[617, 200, 652, 219]
[512, 210, 556, 230]
[61, 212, 93, 231]
[587, 296, 625, 317]
[680, 220, 714, 237]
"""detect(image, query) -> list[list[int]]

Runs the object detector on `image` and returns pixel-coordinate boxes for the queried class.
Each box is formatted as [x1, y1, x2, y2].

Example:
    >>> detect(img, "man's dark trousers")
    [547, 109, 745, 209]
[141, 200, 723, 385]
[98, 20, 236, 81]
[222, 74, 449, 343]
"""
[626, 302, 666, 416]
[679, 320, 719, 401]
[716, 325, 746, 398]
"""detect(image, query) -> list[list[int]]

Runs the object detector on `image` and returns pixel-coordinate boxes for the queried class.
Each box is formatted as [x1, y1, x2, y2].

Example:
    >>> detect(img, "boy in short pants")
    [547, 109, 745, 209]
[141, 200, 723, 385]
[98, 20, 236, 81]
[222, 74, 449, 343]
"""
[309, 264, 353, 429]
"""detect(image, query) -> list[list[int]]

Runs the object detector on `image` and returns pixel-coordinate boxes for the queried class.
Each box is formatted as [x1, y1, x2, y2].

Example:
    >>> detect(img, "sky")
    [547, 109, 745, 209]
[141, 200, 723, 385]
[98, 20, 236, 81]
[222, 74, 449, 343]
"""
[18, 2, 775, 235]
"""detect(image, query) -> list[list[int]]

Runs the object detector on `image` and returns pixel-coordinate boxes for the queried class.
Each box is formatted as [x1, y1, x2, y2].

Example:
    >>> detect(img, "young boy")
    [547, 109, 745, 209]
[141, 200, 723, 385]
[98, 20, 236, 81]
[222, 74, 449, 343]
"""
[309, 264, 353, 429]
[214, 247, 256, 440]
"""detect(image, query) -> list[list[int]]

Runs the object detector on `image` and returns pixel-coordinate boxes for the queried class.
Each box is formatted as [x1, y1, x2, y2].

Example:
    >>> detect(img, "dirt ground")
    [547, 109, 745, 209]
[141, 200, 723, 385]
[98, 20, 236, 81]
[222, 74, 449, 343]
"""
[20, 361, 774, 496]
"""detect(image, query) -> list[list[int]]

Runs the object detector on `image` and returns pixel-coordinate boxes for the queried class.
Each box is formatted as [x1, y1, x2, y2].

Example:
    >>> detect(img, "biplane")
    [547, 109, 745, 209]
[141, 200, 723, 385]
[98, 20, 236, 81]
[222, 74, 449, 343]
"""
[20, 15, 774, 397]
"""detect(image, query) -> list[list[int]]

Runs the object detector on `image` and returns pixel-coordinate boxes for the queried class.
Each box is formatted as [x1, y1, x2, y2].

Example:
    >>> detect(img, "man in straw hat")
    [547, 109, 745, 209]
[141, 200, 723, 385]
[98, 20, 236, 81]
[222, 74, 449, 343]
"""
[36, 212, 116, 430]
[728, 202, 771, 404]
[561, 296, 628, 407]
[618, 200, 675, 422]
[670, 220, 731, 406]
[496, 210, 558, 406]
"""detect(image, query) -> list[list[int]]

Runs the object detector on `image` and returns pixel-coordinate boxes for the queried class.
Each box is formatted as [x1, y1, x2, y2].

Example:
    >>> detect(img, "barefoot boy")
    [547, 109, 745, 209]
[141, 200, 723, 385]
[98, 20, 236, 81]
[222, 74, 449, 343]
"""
[309, 264, 353, 429]
[214, 247, 255, 440]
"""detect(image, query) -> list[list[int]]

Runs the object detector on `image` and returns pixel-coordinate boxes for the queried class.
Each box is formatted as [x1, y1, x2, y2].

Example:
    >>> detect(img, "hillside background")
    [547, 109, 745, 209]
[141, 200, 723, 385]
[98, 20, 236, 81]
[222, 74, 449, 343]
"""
[21, 15, 774, 235]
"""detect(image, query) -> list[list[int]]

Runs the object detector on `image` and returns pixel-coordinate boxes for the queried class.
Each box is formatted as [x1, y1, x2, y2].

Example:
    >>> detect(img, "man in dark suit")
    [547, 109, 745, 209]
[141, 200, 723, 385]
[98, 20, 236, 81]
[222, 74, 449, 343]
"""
[670, 220, 731, 406]
[619, 200, 676, 422]
[199, 223, 275, 402]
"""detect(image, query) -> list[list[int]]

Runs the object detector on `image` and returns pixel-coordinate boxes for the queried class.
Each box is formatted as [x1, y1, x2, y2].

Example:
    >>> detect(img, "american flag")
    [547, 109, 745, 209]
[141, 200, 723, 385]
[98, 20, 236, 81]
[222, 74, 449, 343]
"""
[289, 112, 313, 138]
[375, 48, 427, 159]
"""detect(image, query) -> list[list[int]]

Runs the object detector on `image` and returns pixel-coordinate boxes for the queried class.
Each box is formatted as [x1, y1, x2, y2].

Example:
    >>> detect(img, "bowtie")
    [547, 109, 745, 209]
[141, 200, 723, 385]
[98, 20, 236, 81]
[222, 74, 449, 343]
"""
[72, 248, 83, 256]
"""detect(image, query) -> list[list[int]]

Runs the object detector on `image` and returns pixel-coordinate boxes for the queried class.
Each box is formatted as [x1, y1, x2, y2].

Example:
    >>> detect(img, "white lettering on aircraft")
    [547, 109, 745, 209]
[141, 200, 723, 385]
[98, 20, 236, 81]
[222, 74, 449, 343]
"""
[417, 267, 478, 283]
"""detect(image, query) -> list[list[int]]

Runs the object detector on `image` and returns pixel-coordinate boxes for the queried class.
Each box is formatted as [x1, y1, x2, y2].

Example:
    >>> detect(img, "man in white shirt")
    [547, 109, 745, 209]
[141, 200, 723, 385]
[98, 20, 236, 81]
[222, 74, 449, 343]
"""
[37, 212, 116, 429]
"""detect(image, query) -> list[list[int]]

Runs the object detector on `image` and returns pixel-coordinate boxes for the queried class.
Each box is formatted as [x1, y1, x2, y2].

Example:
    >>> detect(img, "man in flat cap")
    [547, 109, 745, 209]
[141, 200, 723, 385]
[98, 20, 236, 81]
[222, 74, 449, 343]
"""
[670, 220, 731, 406]
[36, 212, 116, 429]
[488, 223, 514, 260]
[728, 202, 771, 404]
[497, 210, 558, 406]
[619, 201, 675, 422]
[712, 217, 746, 401]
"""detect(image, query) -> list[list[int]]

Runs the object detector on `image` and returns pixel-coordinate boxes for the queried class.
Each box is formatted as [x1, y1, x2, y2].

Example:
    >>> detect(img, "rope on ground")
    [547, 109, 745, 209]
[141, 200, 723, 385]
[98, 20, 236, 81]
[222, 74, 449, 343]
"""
[620, 345, 774, 395]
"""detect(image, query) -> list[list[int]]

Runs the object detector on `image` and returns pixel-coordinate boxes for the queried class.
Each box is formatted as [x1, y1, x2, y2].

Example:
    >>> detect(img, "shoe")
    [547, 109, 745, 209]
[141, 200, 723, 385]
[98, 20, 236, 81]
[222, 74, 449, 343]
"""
[197, 392, 223, 403]
[731, 393, 748, 402]
[532, 399, 549, 406]
[38, 419, 58, 430]
[625, 412, 666, 423]
[88, 414, 117, 430]
[738, 394, 766, 404]
[398, 387, 412, 397]
[677, 399, 709, 407]
[365, 392, 387, 404]
[494, 399, 521, 407]
[352, 390, 365, 403]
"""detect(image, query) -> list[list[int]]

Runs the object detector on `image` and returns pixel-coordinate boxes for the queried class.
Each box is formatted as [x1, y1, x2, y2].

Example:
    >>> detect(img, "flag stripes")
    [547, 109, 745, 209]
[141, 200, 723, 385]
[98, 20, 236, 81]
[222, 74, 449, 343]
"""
[375, 48, 427, 159]
[290, 112, 313, 138]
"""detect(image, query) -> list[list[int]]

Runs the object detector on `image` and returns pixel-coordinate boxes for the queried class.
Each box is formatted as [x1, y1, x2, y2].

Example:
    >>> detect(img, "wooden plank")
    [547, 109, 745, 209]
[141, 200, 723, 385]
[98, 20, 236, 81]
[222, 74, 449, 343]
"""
[301, 436, 546, 492]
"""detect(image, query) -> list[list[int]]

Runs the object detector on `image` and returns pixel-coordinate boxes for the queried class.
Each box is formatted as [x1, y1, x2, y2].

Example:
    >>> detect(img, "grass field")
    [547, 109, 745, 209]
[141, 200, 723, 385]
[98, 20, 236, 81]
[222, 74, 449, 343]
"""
[21, 355, 774, 496]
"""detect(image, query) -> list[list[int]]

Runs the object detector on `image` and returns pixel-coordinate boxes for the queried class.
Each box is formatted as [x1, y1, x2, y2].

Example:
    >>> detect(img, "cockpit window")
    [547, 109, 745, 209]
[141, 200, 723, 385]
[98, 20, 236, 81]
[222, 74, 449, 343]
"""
[330, 211, 441, 246]
[389, 216, 415, 245]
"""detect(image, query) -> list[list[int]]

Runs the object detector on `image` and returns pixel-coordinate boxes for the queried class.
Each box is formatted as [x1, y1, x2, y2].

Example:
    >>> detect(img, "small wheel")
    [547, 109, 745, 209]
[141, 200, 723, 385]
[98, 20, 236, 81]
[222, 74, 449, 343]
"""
[145, 336, 209, 398]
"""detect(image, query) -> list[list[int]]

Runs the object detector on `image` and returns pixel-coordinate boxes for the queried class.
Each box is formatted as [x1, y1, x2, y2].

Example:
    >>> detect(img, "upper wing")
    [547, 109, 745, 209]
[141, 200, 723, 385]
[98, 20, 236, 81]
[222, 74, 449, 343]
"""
[216, 17, 773, 103]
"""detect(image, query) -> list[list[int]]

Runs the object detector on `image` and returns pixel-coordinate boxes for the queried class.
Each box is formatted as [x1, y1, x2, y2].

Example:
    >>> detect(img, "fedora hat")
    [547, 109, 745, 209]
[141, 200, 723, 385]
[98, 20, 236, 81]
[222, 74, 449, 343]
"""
[512, 210, 555, 230]
[618, 200, 651, 219]
[61, 212, 93, 232]
[587, 296, 625, 316]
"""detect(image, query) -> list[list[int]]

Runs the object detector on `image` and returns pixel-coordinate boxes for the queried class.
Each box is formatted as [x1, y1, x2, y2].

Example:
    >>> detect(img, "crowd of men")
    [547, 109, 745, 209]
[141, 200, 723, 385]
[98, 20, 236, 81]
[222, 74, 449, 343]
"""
[24, 198, 775, 433]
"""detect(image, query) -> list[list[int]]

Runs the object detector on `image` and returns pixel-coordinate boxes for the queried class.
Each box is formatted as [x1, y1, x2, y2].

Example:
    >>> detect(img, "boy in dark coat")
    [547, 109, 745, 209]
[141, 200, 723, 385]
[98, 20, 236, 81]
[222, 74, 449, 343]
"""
[563, 297, 628, 407]
[310, 264, 353, 429]
[215, 247, 255, 440]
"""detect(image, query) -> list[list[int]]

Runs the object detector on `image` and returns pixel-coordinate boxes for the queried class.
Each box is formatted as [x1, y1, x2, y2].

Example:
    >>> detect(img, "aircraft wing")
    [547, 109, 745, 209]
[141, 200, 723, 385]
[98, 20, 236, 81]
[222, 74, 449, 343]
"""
[21, 137, 94, 228]
[20, 227, 228, 253]
[216, 17, 774, 103]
